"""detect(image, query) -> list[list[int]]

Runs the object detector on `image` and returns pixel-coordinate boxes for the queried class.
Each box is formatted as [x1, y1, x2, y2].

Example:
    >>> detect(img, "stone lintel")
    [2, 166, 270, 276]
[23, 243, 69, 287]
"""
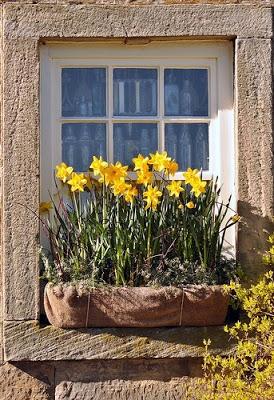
[3, 3, 272, 40]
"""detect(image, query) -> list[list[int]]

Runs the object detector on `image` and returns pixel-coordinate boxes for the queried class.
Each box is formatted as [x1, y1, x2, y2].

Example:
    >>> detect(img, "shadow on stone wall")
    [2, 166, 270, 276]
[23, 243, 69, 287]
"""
[237, 200, 274, 283]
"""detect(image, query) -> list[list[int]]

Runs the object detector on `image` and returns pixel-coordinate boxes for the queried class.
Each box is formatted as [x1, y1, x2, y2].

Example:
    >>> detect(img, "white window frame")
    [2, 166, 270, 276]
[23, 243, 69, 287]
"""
[40, 40, 235, 251]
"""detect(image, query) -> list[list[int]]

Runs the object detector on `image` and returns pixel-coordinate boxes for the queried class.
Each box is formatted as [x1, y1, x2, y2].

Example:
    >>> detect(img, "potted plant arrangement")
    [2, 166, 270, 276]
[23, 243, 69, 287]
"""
[40, 151, 241, 329]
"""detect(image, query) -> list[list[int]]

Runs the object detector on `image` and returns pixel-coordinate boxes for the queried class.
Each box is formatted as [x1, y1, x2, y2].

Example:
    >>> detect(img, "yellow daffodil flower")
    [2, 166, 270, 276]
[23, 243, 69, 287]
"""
[124, 185, 138, 203]
[55, 162, 73, 183]
[183, 168, 200, 185]
[67, 172, 87, 192]
[191, 179, 207, 197]
[178, 204, 184, 209]
[102, 162, 128, 185]
[136, 169, 153, 187]
[186, 201, 195, 209]
[166, 180, 184, 197]
[164, 159, 179, 176]
[39, 202, 52, 213]
[143, 185, 162, 211]
[90, 156, 108, 177]
[132, 154, 149, 171]
[148, 151, 171, 172]
[111, 179, 129, 196]
[231, 214, 241, 223]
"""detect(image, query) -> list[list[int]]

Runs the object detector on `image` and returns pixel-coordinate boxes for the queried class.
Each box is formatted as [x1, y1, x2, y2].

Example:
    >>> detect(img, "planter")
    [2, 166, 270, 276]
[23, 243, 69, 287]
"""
[44, 284, 229, 328]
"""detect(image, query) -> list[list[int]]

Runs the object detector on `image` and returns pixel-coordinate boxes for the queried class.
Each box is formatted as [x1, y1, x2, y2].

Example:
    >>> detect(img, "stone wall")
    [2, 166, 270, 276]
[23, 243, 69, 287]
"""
[0, 359, 202, 399]
[0, 1, 273, 399]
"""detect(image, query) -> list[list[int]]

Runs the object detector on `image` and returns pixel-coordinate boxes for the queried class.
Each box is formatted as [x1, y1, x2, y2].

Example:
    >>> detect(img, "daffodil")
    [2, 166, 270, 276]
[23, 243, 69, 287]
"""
[102, 162, 128, 185]
[55, 162, 73, 183]
[111, 179, 129, 196]
[183, 168, 200, 185]
[39, 202, 52, 213]
[124, 185, 138, 203]
[67, 173, 87, 192]
[143, 185, 162, 211]
[132, 154, 149, 171]
[164, 159, 179, 176]
[149, 151, 171, 172]
[186, 201, 195, 209]
[90, 156, 108, 177]
[191, 179, 207, 197]
[178, 203, 184, 209]
[136, 169, 153, 187]
[231, 214, 241, 223]
[166, 180, 184, 197]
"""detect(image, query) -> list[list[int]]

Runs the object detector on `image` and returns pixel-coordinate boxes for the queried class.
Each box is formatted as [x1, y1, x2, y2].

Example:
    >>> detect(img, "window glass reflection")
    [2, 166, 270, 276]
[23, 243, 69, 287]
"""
[62, 68, 106, 117]
[114, 123, 158, 166]
[62, 123, 106, 171]
[165, 123, 209, 171]
[113, 68, 157, 116]
[164, 69, 208, 116]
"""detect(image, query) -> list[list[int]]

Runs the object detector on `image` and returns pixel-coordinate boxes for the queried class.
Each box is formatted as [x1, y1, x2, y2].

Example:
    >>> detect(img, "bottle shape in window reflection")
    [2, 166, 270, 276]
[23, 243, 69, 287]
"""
[166, 125, 177, 161]
[63, 125, 76, 167]
[115, 127, 124, 162]
[141, 78, 156, 115]
[62, 71, 74, 116]
[95, 125, 105, 158]
[195, 125, 208, 170]
[140, 128, 150, 155]
[180, 79, 194, 116]
[179, 125, 192, 171]
[79, 124, 91, 171]
[125, 125, 138, 165]
[79, 96, 88, 117]
[92, 70, 104, 116]
[165, 72, 179, 115]
[135, 71, 141, 114]
[117, 79, 125, 115]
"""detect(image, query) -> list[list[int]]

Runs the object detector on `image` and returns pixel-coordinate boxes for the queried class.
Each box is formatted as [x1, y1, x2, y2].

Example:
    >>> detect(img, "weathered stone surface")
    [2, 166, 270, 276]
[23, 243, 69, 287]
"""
[0, 362, 54, 400]
[2, 37, 40, 320]
[4, 321, 234, 361]
[236, 38, 274, 279]
[55, 380, 188, 400]
[54, 359, 201, 400]
[3, 3, 272, 40]
[2, 0, 273, 5]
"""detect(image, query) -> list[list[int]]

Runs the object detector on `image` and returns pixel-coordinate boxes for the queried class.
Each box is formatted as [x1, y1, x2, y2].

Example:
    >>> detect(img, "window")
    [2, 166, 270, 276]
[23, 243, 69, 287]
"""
[41, 41, 234, 247]
[60, 66, 209, 172]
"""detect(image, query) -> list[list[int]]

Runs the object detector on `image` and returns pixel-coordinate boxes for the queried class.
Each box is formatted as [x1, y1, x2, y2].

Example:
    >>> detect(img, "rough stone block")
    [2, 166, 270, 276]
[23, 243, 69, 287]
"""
[235, 38, 273, 279]
[3, 3, 272, 40]
[0, 362, 54, 400]
[54, 359, 202, 400]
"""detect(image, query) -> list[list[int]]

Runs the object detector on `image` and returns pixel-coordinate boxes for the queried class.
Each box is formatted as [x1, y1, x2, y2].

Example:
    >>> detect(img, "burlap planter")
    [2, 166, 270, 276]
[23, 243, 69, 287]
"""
[44, 284, 229, 328]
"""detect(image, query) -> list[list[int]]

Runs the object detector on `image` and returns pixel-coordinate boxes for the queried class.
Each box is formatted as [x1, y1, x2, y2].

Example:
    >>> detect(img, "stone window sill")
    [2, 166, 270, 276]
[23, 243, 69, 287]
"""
[3, 321, 234, 361]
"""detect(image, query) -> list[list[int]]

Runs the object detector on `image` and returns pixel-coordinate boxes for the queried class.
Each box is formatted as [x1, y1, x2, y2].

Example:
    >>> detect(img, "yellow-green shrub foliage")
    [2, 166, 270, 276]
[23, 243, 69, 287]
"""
[186, 234, 274, 400]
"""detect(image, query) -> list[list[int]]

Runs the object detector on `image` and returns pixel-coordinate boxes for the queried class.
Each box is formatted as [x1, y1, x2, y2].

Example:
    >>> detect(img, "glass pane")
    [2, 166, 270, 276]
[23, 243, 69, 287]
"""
[62, 123, 106, 171]
[113, 68, 157, 116]
[62, 68, 106, 117]
[114, 123, 158, 166]
[165, 123, 209, 171]
[164, 69, 208, 116]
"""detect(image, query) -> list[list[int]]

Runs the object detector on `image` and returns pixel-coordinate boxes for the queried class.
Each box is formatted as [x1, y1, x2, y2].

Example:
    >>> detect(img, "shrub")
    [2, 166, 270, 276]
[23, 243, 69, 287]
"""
[186, 232, 274, 400]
